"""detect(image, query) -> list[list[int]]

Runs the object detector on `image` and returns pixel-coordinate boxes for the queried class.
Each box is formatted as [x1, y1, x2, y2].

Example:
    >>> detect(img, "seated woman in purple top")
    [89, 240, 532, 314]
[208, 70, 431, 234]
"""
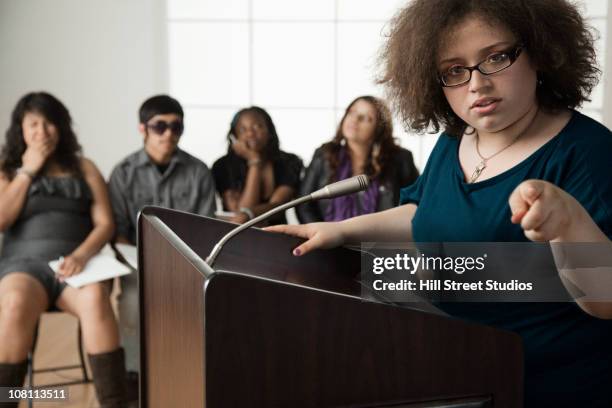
[297, 95, 418, 223]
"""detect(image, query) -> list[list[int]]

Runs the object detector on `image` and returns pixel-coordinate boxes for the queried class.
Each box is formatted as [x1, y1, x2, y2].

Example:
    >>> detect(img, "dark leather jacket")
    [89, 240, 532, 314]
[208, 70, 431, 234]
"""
[296, 146, 419, 223]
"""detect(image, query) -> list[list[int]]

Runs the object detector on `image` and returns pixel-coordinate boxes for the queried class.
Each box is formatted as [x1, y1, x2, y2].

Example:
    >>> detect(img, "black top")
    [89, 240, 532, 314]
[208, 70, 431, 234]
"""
[297, 146, 419, 223]
[400, 111, 612, 408]
[1, 176, 92, 259]
[0, 176, 93, 304]
[212, 151, 303, 224]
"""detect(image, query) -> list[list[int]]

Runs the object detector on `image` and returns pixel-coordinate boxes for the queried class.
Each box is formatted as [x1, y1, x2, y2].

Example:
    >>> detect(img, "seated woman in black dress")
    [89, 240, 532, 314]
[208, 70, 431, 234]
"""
[297, 95, 419, 223]
[0, 92, 126, 407]
[212, 106, 303, 225]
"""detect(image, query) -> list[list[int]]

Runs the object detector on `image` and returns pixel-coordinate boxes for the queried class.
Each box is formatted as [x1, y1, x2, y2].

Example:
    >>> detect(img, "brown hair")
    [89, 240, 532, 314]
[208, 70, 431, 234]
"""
[378, 0, 600, 137]
[322, 95, 399, 182]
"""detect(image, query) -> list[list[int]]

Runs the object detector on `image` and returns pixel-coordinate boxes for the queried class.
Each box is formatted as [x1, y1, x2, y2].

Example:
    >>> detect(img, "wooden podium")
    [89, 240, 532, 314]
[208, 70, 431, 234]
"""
[138, 206, 523, 407]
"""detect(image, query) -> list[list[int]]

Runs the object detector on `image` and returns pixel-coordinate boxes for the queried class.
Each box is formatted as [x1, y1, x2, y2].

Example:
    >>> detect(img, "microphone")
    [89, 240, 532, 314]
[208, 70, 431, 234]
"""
[310, 174, 369, 200]
[205, 174, 369, 267]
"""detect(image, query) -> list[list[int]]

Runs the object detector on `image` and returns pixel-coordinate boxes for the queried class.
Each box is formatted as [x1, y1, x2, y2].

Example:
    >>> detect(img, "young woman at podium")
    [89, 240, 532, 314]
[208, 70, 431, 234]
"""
[267, 1, 612, 407]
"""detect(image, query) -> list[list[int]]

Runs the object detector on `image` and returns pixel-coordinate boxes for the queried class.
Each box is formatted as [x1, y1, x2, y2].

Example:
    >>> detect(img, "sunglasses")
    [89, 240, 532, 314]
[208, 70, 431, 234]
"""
[146, 120, 184, 136]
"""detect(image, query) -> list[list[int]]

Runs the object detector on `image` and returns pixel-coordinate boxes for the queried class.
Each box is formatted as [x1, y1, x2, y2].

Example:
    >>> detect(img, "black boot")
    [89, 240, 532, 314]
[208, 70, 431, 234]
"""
[0, 360, 27, 408]
[125, 370, 139, 403]
[88, 348, 127, 408]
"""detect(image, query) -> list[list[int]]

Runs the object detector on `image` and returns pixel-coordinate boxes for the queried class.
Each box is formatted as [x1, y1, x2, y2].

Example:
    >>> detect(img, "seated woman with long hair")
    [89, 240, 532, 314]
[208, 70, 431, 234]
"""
[212, 106, 303, 225]
[0, 92, 126, 407]
[297, 95, 419, 223]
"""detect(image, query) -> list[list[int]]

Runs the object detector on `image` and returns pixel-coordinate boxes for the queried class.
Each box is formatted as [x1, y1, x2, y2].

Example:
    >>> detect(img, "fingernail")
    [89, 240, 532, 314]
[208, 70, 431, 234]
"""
[293, 248, 301, 256]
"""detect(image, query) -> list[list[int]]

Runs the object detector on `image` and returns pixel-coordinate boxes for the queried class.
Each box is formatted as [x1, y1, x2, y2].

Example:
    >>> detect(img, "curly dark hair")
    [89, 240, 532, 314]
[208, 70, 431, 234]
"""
[322, 95, 400, 183]
[1, 92, 82, 179]
[378, 0, 600, 137]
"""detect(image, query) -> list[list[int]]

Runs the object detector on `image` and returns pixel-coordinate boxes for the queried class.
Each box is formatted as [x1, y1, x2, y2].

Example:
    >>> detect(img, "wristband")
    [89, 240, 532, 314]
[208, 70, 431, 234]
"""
[247, 159, 262, 167]
[239, 207, 255, 220]
[16, 167, 36, 179]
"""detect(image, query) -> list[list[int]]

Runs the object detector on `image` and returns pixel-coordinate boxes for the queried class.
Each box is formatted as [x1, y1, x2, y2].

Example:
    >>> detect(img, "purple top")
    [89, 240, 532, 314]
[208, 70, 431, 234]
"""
[324, 147, 380, 222]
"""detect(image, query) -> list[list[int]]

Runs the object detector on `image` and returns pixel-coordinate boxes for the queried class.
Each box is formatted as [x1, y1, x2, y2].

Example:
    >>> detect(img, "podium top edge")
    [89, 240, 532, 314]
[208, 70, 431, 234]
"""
[139, 213, 215, 278]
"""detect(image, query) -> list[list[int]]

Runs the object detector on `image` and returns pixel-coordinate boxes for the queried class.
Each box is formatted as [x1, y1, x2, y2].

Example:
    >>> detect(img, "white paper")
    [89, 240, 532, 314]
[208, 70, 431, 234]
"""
[49, 253, 131, 288]
[114, 243, 138, 269]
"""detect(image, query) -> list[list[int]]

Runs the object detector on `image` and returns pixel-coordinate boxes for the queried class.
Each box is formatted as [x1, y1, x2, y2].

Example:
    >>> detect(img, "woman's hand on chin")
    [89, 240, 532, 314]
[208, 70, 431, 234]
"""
[231, 139, 261, 162]
[21, 139, 55, 175]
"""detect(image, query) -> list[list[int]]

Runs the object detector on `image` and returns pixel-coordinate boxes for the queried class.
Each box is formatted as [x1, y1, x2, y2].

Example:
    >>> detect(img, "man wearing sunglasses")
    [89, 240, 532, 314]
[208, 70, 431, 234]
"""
[107, 94, 215, 400]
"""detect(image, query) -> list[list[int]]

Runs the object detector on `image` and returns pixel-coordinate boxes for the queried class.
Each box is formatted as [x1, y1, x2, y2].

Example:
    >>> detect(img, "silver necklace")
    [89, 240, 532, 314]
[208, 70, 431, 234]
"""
[469, 131, 523, 183]
[469, 108, 540, 183]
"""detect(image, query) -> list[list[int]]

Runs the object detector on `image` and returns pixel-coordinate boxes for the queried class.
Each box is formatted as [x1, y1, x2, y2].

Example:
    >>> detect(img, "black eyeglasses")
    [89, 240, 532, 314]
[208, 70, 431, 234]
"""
[439, 45, 524, 87]
[146, 120, 184, 136]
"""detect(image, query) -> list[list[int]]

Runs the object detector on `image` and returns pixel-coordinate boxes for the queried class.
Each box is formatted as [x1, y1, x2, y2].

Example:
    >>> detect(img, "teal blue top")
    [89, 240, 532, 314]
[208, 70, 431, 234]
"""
[400, 111, 612, 407]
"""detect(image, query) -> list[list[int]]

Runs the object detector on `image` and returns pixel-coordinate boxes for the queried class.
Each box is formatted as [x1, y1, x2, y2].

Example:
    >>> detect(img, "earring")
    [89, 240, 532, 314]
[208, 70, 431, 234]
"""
[372, 142, 381, 157]
[372, 143, 382, 175]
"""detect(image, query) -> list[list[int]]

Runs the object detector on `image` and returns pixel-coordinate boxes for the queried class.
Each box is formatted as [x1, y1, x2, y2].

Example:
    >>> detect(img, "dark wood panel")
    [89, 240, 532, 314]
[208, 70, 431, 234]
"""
[139, 219, 205, 408]
[205, 273, 523, 408]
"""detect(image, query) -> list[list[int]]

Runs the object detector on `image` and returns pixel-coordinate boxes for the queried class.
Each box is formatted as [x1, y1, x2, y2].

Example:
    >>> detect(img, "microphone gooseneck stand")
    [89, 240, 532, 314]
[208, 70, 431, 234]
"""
[205, 175, 369, 267]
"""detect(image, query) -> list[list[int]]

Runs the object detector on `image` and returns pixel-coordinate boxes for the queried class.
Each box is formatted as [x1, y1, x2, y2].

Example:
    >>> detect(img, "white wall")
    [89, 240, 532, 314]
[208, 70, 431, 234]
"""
[166, 0, 433, 170]
[0, 0, 168, 177]
[167, 0, 611, 173]
[0, 0, 610, 178]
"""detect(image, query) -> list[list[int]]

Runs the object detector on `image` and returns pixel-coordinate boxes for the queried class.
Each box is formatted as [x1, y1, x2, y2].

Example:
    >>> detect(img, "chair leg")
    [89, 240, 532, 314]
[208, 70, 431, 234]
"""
[27, 320, 40, 408]
[31, 314, 91, 388]
[76, 322, 89, 382]
[27, 352, 34, 408]
[27, 351, 34, 386]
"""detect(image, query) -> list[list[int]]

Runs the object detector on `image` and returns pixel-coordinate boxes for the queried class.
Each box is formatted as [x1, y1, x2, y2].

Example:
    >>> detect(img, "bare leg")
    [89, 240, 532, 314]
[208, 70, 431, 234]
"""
[57, 282, 126, 407]
[0, 273, 48, 362]
[56, 282, 119, 353]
